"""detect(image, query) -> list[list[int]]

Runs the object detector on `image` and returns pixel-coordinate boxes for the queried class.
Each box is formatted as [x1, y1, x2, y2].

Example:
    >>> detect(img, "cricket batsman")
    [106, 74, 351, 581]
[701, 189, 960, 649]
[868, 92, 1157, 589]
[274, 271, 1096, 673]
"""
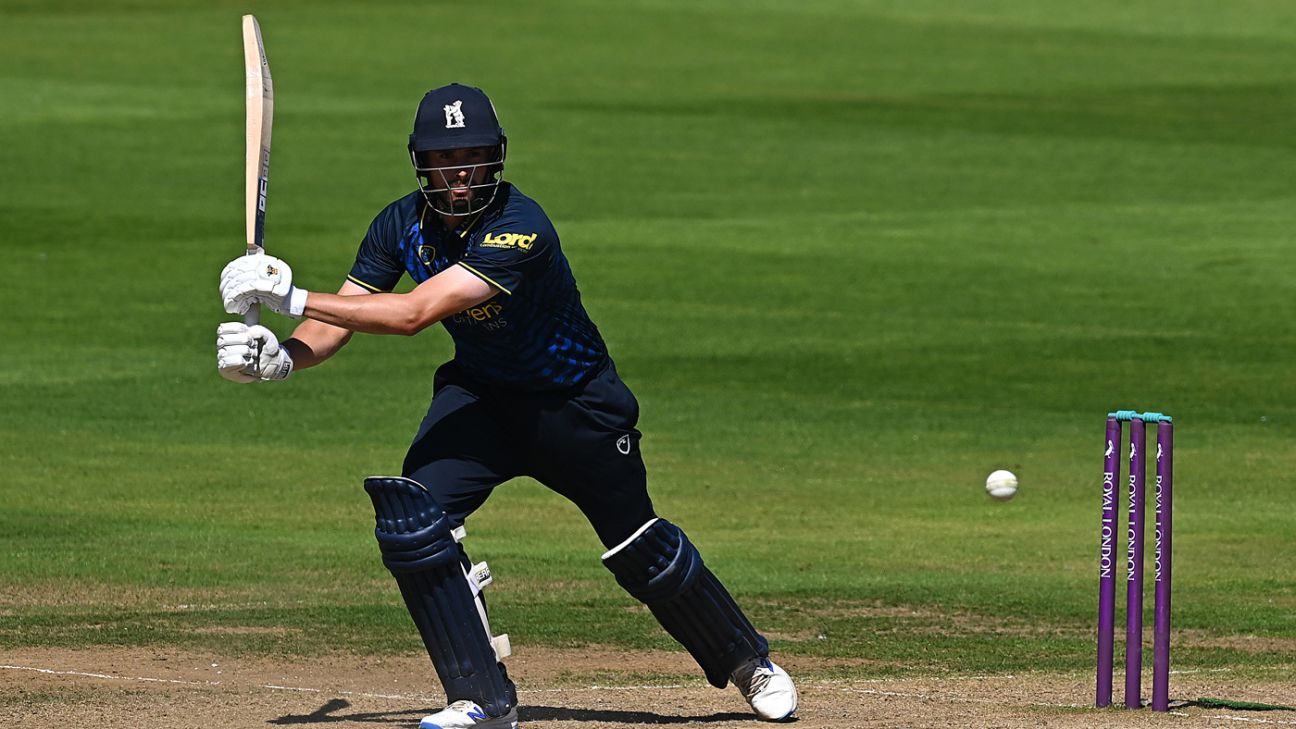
[216, 83, 797, 729]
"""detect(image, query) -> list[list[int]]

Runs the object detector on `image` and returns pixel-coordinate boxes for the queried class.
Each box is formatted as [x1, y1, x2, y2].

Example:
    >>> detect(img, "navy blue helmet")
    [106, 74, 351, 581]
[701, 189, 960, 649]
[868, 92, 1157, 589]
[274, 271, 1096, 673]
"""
[408, 83, 508, 216]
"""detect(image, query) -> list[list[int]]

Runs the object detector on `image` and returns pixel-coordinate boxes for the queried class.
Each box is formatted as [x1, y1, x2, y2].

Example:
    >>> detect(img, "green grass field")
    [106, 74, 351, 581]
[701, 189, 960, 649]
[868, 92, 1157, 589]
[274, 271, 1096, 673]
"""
[2, 0, 1294, 695]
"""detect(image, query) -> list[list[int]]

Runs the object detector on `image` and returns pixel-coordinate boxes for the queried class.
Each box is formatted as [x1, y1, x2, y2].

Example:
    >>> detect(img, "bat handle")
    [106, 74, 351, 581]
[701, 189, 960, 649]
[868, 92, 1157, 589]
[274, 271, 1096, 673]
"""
[244, 246, 263, 362]
[244, 304, 262, 367]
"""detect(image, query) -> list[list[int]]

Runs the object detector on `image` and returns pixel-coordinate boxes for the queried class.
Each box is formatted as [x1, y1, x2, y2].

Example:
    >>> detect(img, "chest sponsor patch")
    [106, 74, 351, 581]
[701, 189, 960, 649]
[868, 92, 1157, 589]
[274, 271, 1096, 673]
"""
[481, 232, 538, 250]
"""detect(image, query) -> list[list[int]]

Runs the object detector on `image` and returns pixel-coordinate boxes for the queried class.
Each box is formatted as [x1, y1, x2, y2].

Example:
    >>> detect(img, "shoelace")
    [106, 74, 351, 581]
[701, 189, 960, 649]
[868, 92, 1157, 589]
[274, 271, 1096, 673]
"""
[736, 662, 773, 699]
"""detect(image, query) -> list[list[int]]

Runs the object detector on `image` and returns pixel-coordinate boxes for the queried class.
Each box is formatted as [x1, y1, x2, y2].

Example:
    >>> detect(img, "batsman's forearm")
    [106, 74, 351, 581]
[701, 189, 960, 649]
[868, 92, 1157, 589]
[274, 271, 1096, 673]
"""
[302, 290, 451, 335]
[282, 318, 352, 369]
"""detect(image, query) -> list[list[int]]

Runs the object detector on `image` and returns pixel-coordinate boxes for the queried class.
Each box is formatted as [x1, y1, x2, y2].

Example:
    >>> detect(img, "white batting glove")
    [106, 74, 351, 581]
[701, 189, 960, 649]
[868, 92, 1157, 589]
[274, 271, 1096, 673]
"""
[219, 253, 308, 318]
[216, 322, 294, 382]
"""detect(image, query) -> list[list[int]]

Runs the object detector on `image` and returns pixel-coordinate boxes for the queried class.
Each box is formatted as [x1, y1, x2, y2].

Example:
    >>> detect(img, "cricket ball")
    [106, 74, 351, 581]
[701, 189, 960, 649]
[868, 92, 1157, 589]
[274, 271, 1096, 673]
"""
[985, 470, 1019, 501]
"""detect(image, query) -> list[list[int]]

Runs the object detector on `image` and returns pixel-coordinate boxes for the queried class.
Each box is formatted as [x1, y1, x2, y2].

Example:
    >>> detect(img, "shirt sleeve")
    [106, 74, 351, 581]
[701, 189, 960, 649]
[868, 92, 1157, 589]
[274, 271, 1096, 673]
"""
[457, 223, 554, 295]
[347, 204, 406, 293]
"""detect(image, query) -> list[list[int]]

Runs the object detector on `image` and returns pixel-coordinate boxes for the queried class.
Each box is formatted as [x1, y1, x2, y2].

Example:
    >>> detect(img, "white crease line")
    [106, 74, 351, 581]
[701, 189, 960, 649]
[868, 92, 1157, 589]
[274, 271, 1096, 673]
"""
[841, 686, 1086, 709]
[839, 686, 1296, 720]
[262, 684, 426, 701]
[1177, 667, 1294, 675]
[0, 662, 1008, 700]
[0, 664, 214, 687]
[808, 674, 1020, 685]
[7, 661, 1295, 723]
[847, 687, 997, 705]
[517, 675, 1027, 694]
[1, 664, 434, 703]
[520, 684, 690, 693]
[1201, 717, 1296, 726]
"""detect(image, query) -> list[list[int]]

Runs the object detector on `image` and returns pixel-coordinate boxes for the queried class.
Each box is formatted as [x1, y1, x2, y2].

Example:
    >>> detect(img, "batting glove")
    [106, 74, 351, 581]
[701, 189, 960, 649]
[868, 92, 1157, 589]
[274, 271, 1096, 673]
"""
[216, 322, 294, 382]
[220, 253, 308, 318]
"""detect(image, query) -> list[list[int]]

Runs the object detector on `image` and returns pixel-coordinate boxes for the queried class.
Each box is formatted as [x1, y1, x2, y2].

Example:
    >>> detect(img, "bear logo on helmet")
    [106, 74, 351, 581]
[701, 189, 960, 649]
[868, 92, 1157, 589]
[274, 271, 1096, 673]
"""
[444, 100, 465, 129]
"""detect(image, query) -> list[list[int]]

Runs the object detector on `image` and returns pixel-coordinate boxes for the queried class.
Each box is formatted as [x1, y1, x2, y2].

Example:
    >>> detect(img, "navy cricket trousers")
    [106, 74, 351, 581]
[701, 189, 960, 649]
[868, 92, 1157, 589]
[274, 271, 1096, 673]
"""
[402, 358, 657, 549]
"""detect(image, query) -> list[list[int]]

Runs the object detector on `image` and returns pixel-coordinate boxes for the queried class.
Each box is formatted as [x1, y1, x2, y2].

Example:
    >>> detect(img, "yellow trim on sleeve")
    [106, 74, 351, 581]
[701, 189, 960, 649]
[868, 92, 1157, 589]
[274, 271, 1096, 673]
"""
[457, 262, 512, 295]
[347, 275, 391, 293]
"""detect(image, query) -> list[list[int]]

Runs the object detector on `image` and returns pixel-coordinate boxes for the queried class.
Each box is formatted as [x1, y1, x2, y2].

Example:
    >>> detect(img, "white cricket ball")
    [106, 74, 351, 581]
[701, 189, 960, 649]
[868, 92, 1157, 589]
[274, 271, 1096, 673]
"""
[985, 470, 1018, 501]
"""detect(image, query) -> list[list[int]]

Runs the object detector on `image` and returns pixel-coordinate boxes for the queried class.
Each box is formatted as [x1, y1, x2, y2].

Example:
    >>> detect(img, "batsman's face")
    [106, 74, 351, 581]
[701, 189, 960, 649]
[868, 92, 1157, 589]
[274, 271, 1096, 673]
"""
[415, 146, 496, 214]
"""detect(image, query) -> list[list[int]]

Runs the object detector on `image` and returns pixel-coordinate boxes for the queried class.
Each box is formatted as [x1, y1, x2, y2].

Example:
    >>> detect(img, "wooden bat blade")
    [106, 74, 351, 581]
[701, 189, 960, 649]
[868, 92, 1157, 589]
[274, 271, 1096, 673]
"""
[243, 14, 273, 256]
[242, 14, 273, 327]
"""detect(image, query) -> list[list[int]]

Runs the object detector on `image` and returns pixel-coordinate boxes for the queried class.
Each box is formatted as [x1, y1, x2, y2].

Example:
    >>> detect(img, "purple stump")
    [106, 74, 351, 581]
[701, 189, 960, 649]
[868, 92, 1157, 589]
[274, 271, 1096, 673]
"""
[1125, 418, 1147, 709]
[1096, 417, 1120, 708]
[1152, 421, 1174, 711]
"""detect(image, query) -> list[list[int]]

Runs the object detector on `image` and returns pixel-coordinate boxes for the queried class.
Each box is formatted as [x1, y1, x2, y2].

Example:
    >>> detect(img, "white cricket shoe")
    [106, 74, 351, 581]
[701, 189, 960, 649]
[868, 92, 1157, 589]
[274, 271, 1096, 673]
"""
[732, 657, 798, 721]
[419, 700, 518, 729]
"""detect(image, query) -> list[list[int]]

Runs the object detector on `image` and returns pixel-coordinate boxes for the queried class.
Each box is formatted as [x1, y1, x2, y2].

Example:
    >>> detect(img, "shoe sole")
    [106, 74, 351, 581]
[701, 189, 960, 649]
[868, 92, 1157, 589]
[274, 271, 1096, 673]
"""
[420, 708, 518, 729]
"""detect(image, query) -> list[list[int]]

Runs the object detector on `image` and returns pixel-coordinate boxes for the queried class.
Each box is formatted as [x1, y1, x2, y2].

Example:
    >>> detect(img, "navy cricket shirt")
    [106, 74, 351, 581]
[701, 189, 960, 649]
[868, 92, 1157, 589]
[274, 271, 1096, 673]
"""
[347, 183, 608, 391]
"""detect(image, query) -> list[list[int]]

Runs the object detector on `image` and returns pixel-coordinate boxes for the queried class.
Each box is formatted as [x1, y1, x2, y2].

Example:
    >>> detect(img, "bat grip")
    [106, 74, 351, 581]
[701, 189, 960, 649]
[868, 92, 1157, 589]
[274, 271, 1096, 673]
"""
[243, 245, 263, 324]
[243, 247, 264, 363]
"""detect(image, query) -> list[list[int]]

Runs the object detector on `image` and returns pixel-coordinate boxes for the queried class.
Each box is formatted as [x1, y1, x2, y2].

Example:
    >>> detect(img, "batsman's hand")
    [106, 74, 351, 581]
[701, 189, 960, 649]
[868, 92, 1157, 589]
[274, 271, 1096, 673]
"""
[217, 322, 294, 382]
[220, 253, 308, 318]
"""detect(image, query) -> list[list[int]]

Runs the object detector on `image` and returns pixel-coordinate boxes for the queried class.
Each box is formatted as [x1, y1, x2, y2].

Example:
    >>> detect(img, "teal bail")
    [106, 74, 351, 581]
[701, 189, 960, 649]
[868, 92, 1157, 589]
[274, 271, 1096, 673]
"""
[1107, 410, 1173, 423]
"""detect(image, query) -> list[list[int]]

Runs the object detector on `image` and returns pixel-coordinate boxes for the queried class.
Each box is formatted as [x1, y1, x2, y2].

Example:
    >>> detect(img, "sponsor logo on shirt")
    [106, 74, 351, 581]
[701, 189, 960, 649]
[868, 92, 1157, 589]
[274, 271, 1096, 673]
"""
[463, 300, 504, 322]
[451, 299, 507, 332]
[481, 232, 538, 250]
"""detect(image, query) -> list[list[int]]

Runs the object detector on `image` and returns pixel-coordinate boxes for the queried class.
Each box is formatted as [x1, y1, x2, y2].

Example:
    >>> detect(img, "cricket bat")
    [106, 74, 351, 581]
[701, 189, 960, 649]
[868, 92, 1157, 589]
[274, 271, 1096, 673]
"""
[242, 14, 273, 328]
